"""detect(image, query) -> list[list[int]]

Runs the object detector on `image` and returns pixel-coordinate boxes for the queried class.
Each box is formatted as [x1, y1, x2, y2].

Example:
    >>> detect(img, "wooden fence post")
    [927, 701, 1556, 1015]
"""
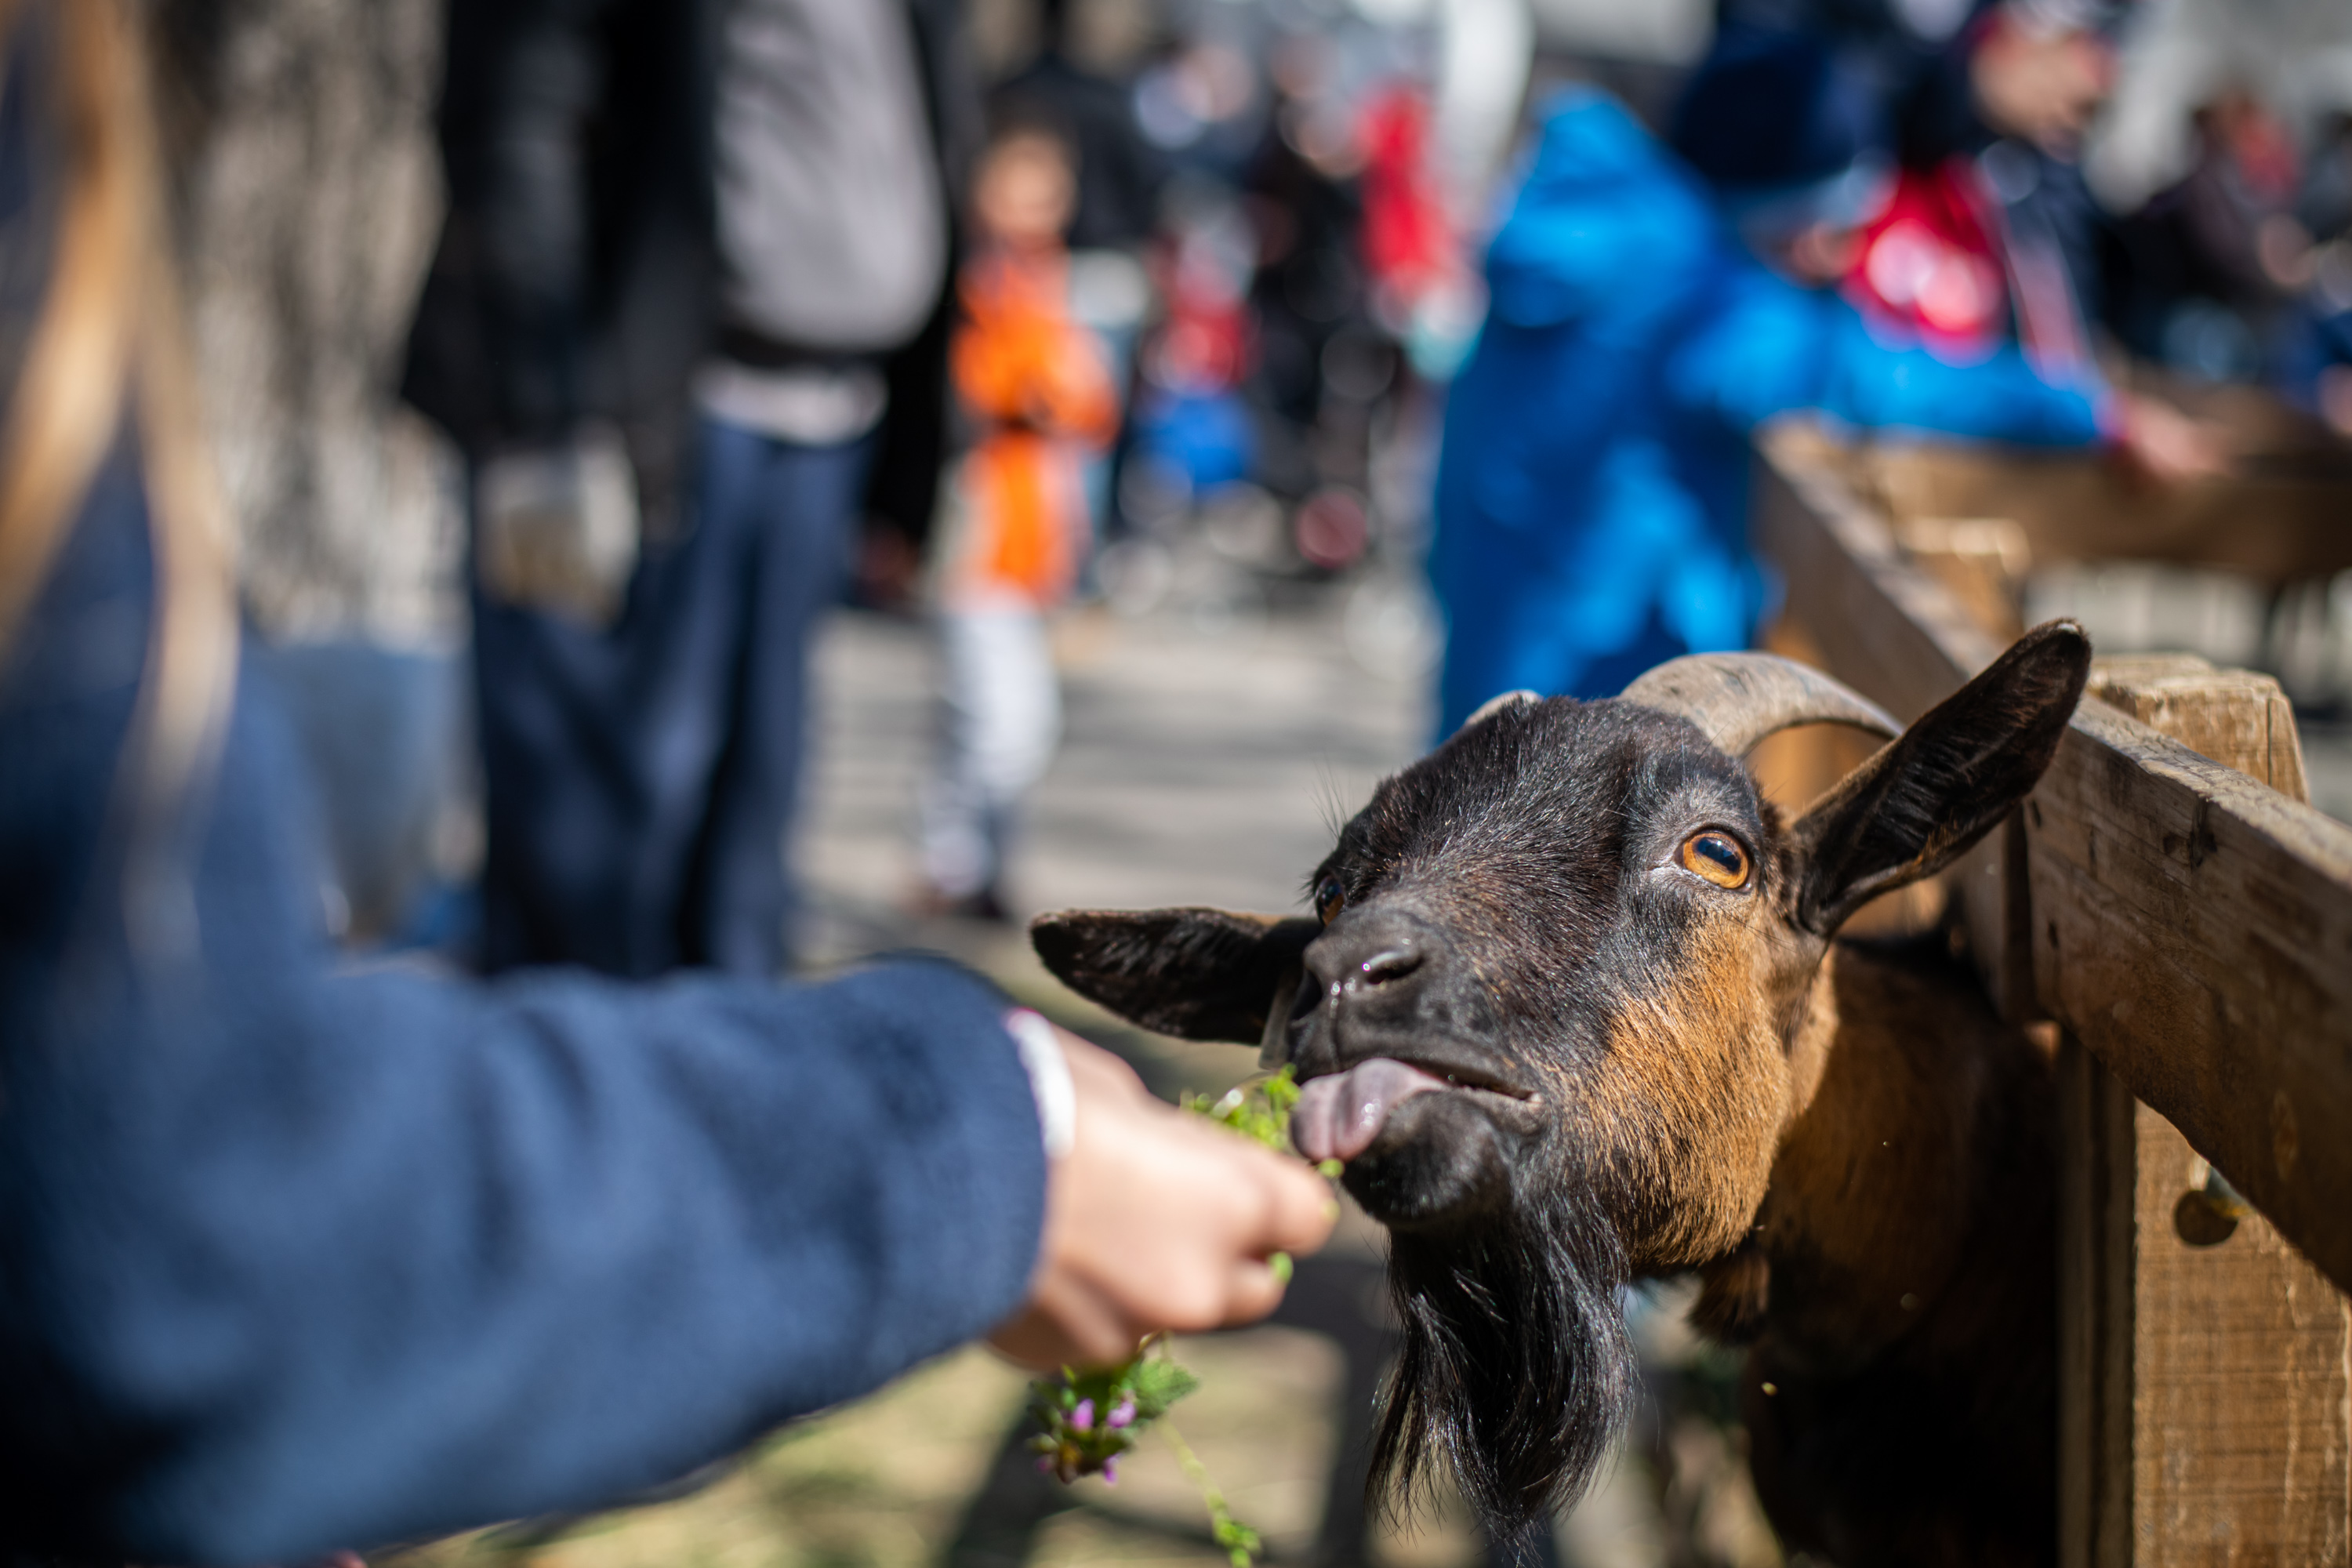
[2056, 659, 2351, 1568]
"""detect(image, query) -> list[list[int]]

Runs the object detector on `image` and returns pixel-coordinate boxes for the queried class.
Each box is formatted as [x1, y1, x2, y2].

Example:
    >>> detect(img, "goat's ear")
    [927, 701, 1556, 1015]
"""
[1029, 908, 1322, 1045]
[1788, 619, 2090, 936]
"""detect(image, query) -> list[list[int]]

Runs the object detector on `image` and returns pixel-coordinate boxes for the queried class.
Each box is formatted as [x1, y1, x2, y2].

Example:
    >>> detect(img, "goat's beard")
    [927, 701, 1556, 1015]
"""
[1370, 1189, 1636, 1530]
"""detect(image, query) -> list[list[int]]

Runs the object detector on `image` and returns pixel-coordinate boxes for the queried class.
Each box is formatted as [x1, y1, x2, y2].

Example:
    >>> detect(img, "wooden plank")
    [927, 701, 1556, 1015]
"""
[1755, 445, 2040, 1018]
[2088, 655, 2310, 804]
[1895, 516, 2030, 641]
[1764, 439, 2352, 1561]
[2026, 700, 2352, 1297]
[1752, 439, 2352, 1298]
[2130, 1105, 2351, 1565]
[2056, 1035, 2137, 1568]
[1824, 394, 2352, 585]
[2069, 664, 2352, 1568]
[1752, 440, 1992, 717]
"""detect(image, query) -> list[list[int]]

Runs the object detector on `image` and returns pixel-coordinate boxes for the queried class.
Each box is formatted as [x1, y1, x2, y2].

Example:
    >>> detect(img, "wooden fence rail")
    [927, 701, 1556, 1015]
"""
[1752, 430, 2352, 1565]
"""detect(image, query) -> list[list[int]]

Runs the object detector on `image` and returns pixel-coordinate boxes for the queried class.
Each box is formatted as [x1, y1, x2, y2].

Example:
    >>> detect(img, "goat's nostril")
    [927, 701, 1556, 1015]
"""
[1359, 948, 1423, 985]
[1306, 917, 1434, 997]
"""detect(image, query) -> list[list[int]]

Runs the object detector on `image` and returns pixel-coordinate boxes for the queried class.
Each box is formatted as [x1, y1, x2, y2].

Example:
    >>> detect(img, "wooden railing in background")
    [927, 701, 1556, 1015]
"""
[1752, 430, 2352, 1567]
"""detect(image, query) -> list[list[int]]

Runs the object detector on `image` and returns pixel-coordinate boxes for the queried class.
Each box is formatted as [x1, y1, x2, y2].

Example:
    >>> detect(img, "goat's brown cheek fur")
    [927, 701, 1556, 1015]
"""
[1580, 911, 1795, 1275]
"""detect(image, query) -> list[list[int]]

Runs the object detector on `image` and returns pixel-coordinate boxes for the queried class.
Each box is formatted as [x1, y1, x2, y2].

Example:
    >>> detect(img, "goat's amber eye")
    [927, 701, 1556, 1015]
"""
[1679, 832, 1751, 889]
[1314, 876, 1346, 924]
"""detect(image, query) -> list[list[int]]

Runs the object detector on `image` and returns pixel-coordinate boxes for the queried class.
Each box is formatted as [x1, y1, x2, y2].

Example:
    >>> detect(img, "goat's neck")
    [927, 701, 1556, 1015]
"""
[1714, 942, 2045, 1363]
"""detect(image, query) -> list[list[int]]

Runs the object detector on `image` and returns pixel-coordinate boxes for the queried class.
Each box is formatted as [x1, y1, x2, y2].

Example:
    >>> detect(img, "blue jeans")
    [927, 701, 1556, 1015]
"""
[475, 418, 872, 976]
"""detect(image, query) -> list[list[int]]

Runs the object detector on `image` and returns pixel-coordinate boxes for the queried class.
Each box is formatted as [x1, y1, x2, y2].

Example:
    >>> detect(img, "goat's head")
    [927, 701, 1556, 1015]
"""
[1032, 620, 2089, 1526]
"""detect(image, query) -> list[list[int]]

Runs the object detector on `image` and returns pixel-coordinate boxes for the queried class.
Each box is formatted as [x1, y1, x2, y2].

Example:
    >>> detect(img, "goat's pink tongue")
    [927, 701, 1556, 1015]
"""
[1292, 1058, 1451, 1165]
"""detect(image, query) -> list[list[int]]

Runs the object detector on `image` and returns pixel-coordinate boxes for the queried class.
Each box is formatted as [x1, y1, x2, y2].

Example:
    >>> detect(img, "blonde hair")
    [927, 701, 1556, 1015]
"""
[0, 0, 238, 950]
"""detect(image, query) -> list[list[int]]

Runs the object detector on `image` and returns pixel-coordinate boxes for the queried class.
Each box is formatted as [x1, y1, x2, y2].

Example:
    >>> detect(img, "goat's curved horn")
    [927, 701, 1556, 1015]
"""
[1458, 688, 1541, 731]
[1620, 653, 1900, 756]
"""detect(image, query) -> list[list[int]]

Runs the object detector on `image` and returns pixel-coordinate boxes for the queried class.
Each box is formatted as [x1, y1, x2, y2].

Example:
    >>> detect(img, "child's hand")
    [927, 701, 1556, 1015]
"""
[987, 1028, 1335, 1370]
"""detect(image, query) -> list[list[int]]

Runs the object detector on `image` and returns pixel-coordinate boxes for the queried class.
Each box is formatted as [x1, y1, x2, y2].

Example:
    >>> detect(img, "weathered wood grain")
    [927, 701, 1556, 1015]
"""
[2057, 1036, 2136, 1568]
[1753, 442, 1994, 717]
[2027, 697, 2352, 1294]
[1895, 515, 2030, 641]
[2067, 664, 2352, 1568]
[2089, 655, 2310, 803]
[2129, 1105, 2351, 1566]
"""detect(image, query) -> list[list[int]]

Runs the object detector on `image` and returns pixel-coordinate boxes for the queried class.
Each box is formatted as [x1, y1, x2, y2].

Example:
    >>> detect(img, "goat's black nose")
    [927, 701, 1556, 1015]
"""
[1305, 910, 1431, 998]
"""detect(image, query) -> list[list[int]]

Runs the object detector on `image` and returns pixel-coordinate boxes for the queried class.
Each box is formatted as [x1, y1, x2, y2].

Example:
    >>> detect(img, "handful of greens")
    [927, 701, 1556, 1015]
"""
[1025, 1066, 1330, 1567]
[1186, 1066, 1345, 1181]
[1026, 1351, 1197, 1485]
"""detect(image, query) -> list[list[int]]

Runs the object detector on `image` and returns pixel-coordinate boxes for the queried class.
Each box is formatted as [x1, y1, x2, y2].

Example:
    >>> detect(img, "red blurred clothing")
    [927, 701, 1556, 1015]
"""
[942, 250, 1118, 606]
[1359, 85, 1454, 316]
[1844, 156, 2093, 378]
[1846, 159, 2010, 363]
[1146, 240, 1253, 397]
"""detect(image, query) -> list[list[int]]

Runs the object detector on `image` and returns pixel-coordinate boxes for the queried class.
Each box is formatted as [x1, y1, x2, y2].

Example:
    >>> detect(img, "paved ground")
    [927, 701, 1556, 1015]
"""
[795, 573, 1428, 967]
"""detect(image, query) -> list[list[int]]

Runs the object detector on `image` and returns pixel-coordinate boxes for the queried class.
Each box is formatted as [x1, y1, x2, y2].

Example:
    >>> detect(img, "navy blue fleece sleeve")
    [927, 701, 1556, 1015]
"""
[0, 455, 1048, 1565]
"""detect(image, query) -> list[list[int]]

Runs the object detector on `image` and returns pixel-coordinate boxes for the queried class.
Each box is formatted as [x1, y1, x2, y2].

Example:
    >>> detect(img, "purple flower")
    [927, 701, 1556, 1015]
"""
[1070, 1399, 1095, 1432]
[1036, 1455, 1054, 1474]
[1108, 1398, 1137, 1429]
[1102, 1458, 1118, 1486]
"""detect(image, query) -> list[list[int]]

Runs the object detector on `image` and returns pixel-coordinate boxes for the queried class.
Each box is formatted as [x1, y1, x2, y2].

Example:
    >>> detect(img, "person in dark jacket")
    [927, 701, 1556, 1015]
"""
[0, 7, 1333, 1561]
[403, 0, 981, 977]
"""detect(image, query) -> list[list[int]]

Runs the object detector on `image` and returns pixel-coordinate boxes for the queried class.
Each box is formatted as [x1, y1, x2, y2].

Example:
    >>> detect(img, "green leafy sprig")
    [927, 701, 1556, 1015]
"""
[1025, 1065, 1339, 1565]
[1164, 1414, 1265, 1568]
[1025, 1347, 1196, 1485]
[1183, 1065, 1344, 1181]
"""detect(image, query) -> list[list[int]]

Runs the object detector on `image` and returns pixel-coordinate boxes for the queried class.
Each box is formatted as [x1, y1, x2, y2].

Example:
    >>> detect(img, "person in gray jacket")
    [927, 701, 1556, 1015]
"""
[405, 0, 977, 977]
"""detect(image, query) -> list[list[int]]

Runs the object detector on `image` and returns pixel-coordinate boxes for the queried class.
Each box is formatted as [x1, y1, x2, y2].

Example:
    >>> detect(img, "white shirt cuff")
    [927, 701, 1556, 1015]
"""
[1004, 1008, 1076, 1160]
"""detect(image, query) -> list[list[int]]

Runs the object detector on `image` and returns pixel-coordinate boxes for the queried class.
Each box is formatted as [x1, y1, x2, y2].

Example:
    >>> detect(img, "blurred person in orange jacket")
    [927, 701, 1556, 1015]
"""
[918, 123, 1119, 919]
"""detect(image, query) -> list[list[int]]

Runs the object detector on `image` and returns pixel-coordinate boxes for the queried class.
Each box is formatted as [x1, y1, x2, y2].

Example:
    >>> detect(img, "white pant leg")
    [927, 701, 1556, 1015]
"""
[920, 606, 1061, 898]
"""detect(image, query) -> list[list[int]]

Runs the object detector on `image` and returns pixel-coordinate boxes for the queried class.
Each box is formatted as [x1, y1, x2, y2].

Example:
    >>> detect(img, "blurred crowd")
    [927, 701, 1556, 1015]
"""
[330, 0, 2352, 967]
[379, 0, 1540, 971]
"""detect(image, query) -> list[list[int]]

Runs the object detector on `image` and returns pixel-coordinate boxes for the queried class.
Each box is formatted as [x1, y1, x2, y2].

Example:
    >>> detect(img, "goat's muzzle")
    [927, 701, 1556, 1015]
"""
[1290, 906, 1537, 1229]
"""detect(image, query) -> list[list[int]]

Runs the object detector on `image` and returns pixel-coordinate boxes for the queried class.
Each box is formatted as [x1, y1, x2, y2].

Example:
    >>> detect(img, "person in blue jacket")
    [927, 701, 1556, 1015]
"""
[0, 7, 1331, 1563]
[1428, 29, 2156, 732]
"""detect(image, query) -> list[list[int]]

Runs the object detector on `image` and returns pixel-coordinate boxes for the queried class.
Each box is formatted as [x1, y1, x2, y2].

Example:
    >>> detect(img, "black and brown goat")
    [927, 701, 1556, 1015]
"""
[1034, 620, 2092, 1567]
